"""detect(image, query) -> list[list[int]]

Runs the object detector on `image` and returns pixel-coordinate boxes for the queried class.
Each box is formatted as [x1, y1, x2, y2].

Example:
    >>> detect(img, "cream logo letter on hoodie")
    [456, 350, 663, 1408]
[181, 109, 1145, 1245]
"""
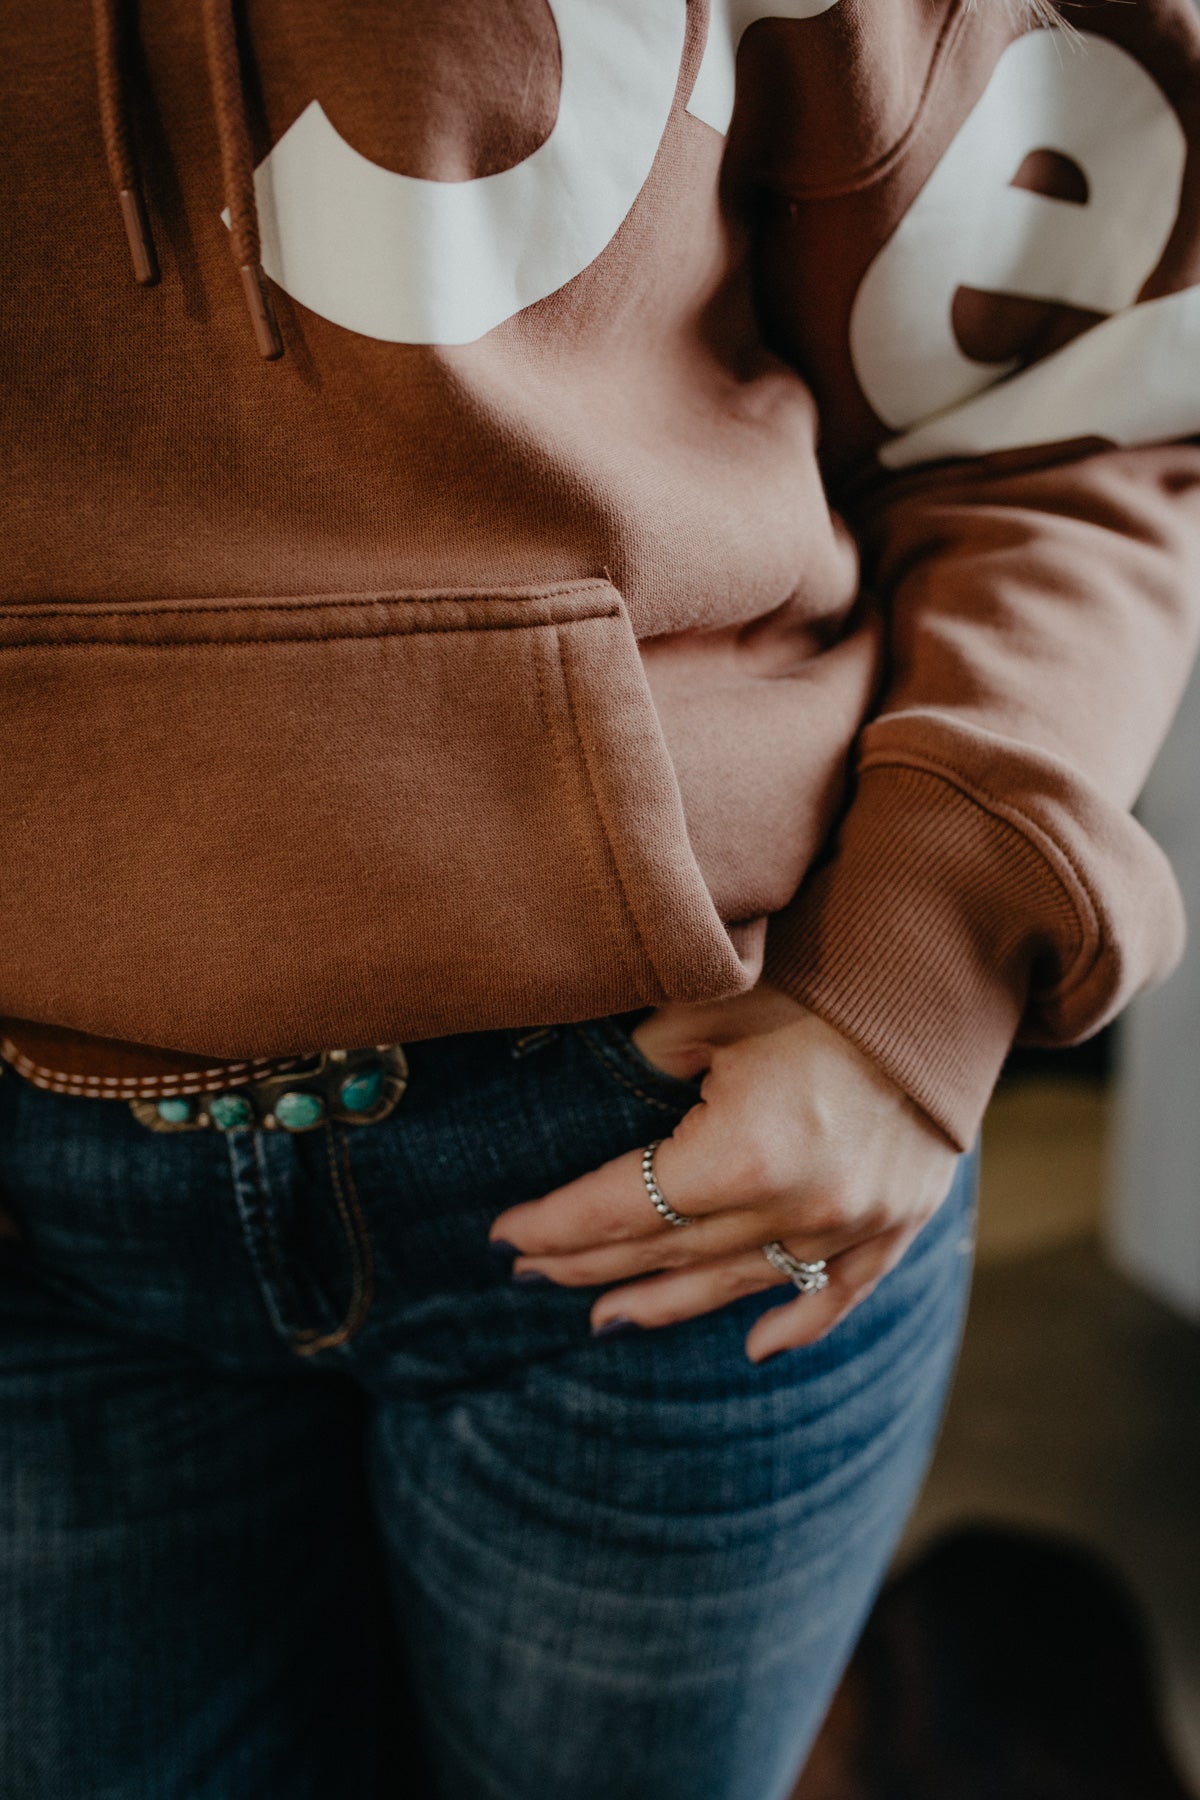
[248, 0, 684, 344]
[849, 30, 1200, 467]
[243, 1, 837, 344]
[686, 0, 840, 135]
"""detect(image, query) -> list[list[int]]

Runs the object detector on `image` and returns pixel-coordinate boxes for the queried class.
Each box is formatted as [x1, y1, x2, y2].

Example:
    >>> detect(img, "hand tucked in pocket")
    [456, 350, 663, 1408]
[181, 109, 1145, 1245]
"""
[489, 986, 960, 1362]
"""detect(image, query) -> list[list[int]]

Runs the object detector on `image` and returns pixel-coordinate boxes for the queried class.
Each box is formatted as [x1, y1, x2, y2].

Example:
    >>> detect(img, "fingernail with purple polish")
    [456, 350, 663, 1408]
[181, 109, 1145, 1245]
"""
[512, 1268, 552, 1286]
[592, 1316, 637, 1338]
[488, 1239, 519, 1261]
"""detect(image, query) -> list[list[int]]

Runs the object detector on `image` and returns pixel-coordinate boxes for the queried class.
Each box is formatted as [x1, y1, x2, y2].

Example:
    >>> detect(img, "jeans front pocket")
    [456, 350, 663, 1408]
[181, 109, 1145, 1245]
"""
[571, 1014, 706, 1115]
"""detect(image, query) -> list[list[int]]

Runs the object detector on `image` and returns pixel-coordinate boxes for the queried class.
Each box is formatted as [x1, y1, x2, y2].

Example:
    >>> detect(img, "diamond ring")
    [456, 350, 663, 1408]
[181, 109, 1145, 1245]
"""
[761, 1240, 829, 1294]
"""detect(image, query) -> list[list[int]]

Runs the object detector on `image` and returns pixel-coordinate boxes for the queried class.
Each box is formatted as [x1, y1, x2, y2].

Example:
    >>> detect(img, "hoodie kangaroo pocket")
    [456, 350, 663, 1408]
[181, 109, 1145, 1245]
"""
[0, 580, 755, 1056]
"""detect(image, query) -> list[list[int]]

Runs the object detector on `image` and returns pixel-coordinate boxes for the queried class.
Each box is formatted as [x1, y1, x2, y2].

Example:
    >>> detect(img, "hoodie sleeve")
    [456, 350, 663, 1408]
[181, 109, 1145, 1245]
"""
[757, 8, 1200, 1150]
[762, 440, 1200, 1150]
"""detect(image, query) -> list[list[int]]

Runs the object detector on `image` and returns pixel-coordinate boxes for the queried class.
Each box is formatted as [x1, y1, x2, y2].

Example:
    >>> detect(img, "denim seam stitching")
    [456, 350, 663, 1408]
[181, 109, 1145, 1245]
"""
[288, 1124, 375, 1356]
[249, 1129, 315, 1341]
[226, 1131, 297, 1346]
[574, 1026, 690, 1115]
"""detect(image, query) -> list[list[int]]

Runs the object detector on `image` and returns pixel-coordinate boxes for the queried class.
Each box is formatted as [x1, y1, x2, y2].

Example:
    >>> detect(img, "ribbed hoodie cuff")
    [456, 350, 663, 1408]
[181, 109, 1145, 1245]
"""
[761, 761, 1074, 1150]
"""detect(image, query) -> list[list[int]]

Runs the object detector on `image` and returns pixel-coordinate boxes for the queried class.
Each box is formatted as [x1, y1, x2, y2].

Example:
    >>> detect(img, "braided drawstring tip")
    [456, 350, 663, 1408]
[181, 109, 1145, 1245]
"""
[117, 187, 159, 286]
[239, 262, 284, 360]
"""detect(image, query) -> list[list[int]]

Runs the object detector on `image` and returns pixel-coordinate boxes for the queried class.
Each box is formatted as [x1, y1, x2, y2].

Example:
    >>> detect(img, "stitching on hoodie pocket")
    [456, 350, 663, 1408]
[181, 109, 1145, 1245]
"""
[548, 626, 658, 995]
[0, 579, 746, 1057]
[531, 625, 645, 996]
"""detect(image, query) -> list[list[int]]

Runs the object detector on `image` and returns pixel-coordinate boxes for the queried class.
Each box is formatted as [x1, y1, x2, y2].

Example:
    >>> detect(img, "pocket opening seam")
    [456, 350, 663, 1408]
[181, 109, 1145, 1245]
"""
[554, 629, 668, 1002]
[0, 584, 622, 650]
[0, 581, 612, 625]
[532, 630, 645, 998]
[575, 1029, 698, 1108]
[0, 619, 620, 653]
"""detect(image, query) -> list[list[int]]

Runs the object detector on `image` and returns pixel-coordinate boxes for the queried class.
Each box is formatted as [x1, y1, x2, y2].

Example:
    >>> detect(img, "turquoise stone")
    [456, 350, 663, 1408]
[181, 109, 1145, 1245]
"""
[339, 1065, 384, 1114]
[209, 1092, 253, 1131]
[156, 1097, 193, 1124]
[275, 1089, 324, 1131]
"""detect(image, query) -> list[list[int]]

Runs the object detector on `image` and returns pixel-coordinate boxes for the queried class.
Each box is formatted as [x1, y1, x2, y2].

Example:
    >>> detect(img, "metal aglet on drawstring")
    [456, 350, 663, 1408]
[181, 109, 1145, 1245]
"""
[93, 0, 160, 287]
[93, 0, 283, 357]
[202, 0, 284, 359]
[239, 262, 284, 361]
[117, 187, 158, 287]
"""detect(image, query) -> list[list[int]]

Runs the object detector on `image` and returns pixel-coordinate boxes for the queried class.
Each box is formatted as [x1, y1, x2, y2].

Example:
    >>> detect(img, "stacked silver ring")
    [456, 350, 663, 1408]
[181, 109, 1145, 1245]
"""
[761, 1240, 829, 1293]
[640, 1143, 828, 1297]
[640, 1140, 693, 1228]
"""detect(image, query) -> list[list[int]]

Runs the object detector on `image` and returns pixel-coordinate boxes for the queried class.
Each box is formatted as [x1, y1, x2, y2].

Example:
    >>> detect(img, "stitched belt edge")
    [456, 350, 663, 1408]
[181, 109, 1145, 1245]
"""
[0, 1035, 311, 1101]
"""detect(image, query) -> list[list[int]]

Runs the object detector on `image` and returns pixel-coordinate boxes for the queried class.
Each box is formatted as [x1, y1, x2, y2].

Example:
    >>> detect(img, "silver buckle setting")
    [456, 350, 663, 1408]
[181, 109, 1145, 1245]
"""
[129, 1044, 409, 1133]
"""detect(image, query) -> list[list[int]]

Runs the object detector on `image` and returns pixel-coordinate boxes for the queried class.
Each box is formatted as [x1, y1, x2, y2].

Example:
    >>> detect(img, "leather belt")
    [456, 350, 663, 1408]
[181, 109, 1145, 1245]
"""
[0, 1020, 408, 1133]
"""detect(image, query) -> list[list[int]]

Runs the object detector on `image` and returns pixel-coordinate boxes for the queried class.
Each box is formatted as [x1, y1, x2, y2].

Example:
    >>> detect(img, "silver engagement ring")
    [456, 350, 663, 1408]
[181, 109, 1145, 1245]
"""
[761, 1240, 829, 1294]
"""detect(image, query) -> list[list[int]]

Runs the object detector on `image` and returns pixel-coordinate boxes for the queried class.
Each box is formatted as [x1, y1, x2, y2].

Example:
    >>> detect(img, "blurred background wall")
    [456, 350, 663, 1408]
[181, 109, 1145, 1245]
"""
[1110, 655, 1200, 1321]
[883, 659, 1200, 1785]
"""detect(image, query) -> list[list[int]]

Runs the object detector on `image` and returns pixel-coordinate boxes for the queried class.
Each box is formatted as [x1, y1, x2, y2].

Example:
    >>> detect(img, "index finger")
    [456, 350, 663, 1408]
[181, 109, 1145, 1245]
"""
[488, 1145, 673, 1258]
[489, 1095, 742, 1255]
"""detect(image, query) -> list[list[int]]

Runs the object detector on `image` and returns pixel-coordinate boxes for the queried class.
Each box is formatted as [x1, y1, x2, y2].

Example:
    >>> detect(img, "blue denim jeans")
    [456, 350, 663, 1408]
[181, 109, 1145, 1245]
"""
[0, 1017, 977, 1800]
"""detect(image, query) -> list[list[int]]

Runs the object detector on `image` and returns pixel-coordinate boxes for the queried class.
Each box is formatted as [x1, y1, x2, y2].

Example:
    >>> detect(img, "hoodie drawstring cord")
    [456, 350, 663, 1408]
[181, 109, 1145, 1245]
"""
[200, 0, 283, 360]
[93, 0, 284, 360]
[92, 0, 159, 287]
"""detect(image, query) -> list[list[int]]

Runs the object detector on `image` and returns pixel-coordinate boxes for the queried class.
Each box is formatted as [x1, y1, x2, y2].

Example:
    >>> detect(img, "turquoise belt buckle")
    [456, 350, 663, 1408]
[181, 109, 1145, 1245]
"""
[130, 1044, 409, 1134]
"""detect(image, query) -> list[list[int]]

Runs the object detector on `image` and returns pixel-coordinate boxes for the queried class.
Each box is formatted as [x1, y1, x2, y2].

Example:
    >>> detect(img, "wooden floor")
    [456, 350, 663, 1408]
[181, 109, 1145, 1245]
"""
[904, 1076, 1200, 1783]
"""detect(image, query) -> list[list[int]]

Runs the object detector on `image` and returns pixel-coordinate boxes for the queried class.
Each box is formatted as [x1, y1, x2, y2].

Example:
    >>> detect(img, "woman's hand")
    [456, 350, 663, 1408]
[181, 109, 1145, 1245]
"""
[488, 986, 960, 1362]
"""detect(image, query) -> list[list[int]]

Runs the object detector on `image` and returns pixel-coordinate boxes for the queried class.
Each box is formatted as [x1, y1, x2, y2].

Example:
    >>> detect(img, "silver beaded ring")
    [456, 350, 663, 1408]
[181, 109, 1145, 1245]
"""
[640, 1140, 694, 1228]
[761, 1240, 829, 1294]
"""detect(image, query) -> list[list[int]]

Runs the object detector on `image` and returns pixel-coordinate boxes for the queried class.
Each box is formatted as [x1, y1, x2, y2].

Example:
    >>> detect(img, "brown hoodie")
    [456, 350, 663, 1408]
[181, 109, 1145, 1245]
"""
[3, 0, 1200, 1149]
